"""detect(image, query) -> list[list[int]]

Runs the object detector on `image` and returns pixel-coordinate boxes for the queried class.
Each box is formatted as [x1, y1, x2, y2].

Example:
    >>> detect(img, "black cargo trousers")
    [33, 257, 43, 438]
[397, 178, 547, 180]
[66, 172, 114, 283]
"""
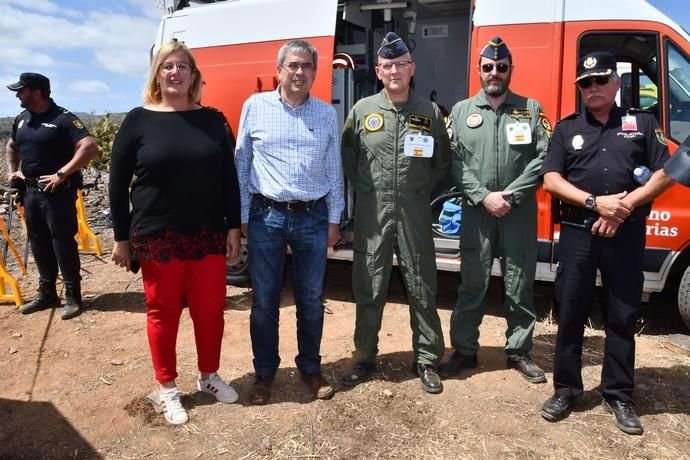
[23, 182, 81, 284]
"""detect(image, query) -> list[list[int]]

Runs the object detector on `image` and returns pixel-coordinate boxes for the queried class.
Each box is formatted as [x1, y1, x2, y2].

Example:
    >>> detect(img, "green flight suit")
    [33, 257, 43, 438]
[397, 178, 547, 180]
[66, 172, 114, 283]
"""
[342, 90, 450, 366]
[448, 90, 550, 359]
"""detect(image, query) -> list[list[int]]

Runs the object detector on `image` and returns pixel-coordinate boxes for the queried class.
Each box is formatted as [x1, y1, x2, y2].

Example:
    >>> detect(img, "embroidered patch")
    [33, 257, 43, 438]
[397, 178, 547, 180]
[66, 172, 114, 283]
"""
[655, 128, 667, 145]
[18, 119, 25, 129]
[617, 131, 644, 140]
[539, 112, 552, 134]
[584, 56, 597, 69]
[364, 113, 384, 132]
[571, 134, 584, 150]
[409, 114, 432, 131]
[73, 120, 85, 129]
[510, 108, 532, 119]
[466, 113, 483, 128]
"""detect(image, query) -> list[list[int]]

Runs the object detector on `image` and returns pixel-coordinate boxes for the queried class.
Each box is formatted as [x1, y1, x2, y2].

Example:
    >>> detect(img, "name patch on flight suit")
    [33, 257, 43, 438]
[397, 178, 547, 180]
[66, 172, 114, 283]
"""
[409, 114, 432, 132]
[510, 108, 532, 119]
[364, 113, 384, 132]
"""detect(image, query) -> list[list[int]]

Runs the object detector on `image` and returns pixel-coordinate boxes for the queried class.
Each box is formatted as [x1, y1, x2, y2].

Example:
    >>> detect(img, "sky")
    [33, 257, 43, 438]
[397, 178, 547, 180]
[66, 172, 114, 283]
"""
[0, 0, 689, 117]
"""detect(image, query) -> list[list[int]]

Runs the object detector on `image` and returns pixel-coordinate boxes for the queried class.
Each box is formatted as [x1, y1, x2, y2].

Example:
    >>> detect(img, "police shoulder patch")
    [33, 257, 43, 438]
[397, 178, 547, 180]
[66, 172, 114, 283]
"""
[655, 128, 667, 146]
[364, 113, 384, 132]
[73, 120, 85, 129]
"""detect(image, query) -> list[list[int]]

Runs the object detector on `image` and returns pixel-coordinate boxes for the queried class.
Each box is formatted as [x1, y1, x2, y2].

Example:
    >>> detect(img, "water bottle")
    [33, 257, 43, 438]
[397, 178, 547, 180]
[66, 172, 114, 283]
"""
[634, 166, 652, 184]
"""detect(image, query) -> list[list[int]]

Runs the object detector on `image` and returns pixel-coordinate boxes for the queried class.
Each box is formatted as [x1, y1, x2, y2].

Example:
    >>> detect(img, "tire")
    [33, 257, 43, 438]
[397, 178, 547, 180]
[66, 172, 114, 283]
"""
[226, 242, 250, 286]
[679, 265, 690, 330]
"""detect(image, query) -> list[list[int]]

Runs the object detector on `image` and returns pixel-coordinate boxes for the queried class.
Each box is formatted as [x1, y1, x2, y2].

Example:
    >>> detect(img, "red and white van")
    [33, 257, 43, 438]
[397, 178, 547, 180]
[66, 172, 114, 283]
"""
[155, 0, 690, 328]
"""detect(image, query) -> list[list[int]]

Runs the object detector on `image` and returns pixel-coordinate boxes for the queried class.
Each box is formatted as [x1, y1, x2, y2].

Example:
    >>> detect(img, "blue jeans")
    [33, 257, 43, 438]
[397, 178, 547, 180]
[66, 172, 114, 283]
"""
[248, 196, 329, 376]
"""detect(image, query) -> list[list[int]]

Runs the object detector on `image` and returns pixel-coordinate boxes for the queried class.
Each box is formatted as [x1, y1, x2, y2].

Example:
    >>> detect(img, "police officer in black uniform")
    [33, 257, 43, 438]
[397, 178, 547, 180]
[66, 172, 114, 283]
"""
[538, 53, 674, 435]
[5, 73, 97, 320]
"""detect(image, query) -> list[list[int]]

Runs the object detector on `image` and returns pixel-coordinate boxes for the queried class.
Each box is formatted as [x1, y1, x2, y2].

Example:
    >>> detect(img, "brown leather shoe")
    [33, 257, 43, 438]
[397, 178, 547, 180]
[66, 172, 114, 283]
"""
[249, 375, 273, 405]
[300, 372, 335, 400]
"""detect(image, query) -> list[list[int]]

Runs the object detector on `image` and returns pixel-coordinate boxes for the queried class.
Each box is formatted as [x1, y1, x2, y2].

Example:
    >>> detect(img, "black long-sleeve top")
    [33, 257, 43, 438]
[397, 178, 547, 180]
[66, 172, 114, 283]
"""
[109, 107, 241, 242]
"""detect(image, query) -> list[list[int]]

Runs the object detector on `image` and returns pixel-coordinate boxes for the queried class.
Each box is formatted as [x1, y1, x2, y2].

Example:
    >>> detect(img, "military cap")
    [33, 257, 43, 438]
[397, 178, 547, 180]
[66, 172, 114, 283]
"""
[664, 136, 690, 187]
[7, 72, 51, 93]
[377, 32, 410, 59]
[576, 51, 616, 82]
[479, 36, 511, 61]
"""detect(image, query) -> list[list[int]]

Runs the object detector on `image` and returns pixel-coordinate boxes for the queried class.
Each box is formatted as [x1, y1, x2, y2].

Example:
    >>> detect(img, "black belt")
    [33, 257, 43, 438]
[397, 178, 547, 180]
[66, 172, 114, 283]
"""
[24, 177, 71, 190]
[254, 194, 324, 211]
[559, 205, 598, 228]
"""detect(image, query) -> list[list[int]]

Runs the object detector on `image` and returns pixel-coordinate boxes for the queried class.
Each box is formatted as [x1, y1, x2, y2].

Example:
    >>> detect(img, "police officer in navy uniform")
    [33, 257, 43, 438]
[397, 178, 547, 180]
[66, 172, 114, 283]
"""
[5, 73, 97, 320]
[539, 53, 674, 434]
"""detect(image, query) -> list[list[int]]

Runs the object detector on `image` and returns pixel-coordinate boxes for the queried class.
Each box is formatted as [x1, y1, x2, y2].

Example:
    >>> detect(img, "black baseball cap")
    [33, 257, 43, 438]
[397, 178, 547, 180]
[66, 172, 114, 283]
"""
[576, 52, 616, 82]
[7, 72, 51, 93]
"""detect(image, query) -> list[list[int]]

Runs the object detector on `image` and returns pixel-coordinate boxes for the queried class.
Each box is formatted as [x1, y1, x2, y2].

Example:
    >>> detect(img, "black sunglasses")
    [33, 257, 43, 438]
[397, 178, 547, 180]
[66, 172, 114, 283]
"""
[481, 63, 510, 73]
[577, 75, 610, 89]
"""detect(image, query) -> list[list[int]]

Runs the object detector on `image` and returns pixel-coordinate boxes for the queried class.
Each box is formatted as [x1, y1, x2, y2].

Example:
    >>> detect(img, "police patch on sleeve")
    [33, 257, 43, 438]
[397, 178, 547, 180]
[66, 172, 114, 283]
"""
[73, 120, 85, 129]
[364, 113, 384, 132]
[445, 117, 453, 140]
[655, 128, 667, 146]
[466, 113, 482, 128]
[18, 119, 25, 129]
[539, 112, 552, 134]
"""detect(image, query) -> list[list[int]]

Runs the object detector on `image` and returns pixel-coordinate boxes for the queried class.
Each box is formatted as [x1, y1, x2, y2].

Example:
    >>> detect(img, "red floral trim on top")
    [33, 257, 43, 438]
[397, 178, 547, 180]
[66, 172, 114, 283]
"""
[131, 227, 225, 262]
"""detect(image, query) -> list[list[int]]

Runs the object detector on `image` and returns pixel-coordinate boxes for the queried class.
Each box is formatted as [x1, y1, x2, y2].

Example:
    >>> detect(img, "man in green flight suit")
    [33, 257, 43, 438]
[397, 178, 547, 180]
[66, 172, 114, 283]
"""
[438, 37, 550, 383]
[340, 32, 450, 394]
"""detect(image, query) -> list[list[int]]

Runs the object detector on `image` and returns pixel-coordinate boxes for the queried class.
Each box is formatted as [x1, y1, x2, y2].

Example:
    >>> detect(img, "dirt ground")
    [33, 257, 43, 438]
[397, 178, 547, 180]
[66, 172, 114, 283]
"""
[1, 211, 689, 459]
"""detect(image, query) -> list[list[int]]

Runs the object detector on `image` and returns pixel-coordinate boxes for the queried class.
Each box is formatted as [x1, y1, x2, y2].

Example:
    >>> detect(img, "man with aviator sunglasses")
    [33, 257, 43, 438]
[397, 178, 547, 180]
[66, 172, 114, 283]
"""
[540, 51, 674, 434]
[439, 37, 550, 385]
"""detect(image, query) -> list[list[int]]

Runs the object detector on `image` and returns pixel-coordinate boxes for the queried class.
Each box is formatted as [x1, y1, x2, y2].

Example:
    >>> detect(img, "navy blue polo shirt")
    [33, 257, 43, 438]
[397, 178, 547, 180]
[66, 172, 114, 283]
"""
[541, 106, 669, 217]
[11, 100, 91, 177]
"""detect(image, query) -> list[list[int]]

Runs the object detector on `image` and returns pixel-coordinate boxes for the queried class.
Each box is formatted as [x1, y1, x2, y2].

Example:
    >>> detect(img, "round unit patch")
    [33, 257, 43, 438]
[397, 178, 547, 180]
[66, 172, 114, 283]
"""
[466, 113, 483, 128]
[364, 113, 384, 132]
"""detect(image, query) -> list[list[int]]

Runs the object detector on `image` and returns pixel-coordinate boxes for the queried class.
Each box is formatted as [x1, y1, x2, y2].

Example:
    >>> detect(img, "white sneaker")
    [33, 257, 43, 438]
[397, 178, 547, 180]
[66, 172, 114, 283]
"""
[197, 373, 239, 403]
[159, 387, 189, 425]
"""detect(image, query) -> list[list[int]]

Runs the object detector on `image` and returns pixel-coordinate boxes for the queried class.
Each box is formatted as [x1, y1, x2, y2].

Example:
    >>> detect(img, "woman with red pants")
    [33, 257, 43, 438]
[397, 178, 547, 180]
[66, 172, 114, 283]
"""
[109, 41, 241, 425]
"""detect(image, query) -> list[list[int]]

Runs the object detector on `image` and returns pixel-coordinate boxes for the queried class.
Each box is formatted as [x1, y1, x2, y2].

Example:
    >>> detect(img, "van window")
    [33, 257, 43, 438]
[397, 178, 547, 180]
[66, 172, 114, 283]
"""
[578, 32, 660, 118]
[665, 41, 690, 144]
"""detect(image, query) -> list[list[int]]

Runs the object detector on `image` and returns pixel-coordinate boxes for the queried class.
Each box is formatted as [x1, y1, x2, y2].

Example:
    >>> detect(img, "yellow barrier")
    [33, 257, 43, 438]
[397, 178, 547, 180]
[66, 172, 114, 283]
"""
[0, 215, 24, 306]
[74, 189, 103, 256]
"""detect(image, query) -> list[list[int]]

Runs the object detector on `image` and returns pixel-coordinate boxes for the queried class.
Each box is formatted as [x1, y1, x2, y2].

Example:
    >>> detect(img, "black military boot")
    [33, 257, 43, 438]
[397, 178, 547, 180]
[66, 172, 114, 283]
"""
[61, 281, 83, 320]
[19, 280, 60, 315]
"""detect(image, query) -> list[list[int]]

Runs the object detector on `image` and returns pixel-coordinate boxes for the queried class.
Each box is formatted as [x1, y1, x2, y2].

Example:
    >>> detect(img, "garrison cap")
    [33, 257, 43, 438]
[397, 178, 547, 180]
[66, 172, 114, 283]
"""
[7, 72, 50, 93]
[664, 136, 690, 187]
[576, 51, 616, 82]
[480, 36, 511, 61]
[378, 32, 410, 59]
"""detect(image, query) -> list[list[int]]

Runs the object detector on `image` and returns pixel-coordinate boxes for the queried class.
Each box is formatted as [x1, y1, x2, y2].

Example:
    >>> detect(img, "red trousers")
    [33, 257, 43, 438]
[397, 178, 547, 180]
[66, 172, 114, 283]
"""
[140, 254, 227, 383]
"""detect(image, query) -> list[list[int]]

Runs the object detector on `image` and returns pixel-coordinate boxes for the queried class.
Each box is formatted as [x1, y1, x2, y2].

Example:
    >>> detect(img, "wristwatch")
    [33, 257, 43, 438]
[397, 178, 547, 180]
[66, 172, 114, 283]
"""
[56, 170, 65, 178]
[584, 194, 597, 210]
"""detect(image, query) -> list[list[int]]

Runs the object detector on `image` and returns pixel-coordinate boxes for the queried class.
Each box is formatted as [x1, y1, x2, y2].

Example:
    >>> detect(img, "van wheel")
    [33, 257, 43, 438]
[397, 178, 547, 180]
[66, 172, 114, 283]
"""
[226, 243, 250, 286]
[679, 265, 690, 330]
